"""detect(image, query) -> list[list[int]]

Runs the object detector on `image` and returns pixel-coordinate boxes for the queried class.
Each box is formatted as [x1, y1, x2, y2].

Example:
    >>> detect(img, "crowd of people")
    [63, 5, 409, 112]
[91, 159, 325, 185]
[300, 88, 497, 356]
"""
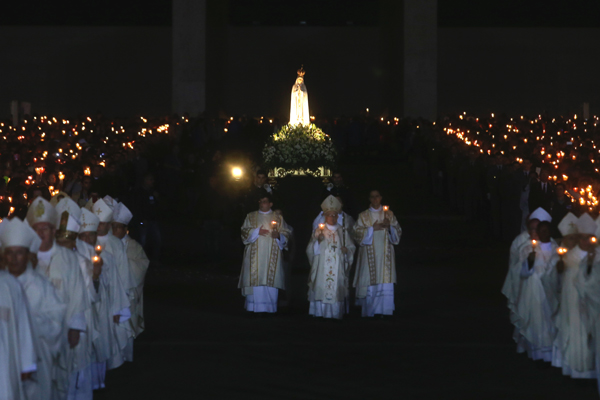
[1, 194, 148, 400]
[416, 112, 600, 243]
[411, 112, 600, 392]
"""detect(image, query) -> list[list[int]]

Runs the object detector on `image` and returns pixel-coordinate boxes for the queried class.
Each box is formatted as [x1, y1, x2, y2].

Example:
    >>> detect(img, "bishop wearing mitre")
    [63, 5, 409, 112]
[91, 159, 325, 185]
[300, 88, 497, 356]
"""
[25, 197, 93, 400]
[0, 218, 66, 400]
[548, 212, 597, 378]
[306, 195, 355, 319]
[239, 191, 291, 313]
[353, 190, 401, 317]
[0, 269, 37, 400]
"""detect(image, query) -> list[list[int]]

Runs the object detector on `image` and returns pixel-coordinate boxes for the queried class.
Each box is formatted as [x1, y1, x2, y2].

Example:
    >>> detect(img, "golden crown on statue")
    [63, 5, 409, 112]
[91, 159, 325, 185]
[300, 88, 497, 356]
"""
[297, 65, 305, 77]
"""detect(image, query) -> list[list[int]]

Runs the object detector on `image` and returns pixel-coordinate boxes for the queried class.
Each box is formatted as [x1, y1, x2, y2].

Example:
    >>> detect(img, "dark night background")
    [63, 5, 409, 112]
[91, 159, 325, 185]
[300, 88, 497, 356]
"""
[2, 1, 600, 118]
[4, 2, 600, 398]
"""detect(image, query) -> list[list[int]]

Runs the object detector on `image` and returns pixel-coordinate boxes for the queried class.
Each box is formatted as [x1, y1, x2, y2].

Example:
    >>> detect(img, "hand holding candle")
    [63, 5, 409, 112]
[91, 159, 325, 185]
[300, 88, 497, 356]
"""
[318, 223, 325, 242]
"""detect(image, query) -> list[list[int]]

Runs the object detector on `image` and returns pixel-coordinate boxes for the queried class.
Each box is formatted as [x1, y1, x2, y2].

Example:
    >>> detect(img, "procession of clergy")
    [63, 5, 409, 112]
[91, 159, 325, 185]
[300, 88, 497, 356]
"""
[239, 188, 401, 319]
[503, 205, 600, 393]
[1, 194, 148, 400]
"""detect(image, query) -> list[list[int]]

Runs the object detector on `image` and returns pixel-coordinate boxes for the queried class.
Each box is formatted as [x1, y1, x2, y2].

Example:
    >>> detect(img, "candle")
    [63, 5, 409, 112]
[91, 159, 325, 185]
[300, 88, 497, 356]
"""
[93, 255, 100, 263]
[95, 245, 102, 255]
[383, 205, 389, 212]
[592, 237, 597, 244]
[319, 223, 325, 231]
[557, 247, 568, 256]
[271, 220, 277, 230]
[531, 239, 537, 249]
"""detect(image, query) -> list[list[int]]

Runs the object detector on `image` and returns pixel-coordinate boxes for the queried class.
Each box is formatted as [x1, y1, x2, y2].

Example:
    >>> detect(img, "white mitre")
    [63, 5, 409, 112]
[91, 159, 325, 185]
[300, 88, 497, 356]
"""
[91, 198, 113, 223]
[0, 218, 41, 252]
[113, 202, 133, 225]
[529, 207, 552, 223]
[80, 207, 100, 233]
[558, 212, 579, 236]
[321, 195, 342, 215]
[84, 198, 94, 211]
[55, 197, 82, 236]
[103, 195, 116, 210]
[26, 197, 58, 227]
[50, 191, 70, 206]
[577, 213, 597, 235]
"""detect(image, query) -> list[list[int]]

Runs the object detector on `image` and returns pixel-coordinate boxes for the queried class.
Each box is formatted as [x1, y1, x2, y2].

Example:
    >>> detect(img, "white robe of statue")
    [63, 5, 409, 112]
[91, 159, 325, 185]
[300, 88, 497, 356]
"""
[352, 207, 401, 317]
[549, 245, 595, 378]
[306, 223, 355, 319]
[16, 264, 67, 400]
[0, 271, 37, 400]
[239, 210, 291, 313]
[289, 76, 310, 126]
[512, 240, 557, 361]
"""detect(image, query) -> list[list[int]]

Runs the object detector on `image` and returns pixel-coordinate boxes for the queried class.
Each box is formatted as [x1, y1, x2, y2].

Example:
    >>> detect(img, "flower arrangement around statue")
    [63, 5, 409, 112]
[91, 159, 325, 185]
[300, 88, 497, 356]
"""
[263, 123, 336, 178]
[263, 66, 336, 179]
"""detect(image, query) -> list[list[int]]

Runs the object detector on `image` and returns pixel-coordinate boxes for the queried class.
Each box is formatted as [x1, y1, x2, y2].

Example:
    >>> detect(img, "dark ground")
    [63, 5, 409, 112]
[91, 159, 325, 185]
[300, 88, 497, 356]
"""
[96, 162, 599, 399]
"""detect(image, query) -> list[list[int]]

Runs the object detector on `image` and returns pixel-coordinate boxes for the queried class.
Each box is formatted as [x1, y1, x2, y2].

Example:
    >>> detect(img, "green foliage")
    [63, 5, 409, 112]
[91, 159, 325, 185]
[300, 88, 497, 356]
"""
[262, 124, 337, 177]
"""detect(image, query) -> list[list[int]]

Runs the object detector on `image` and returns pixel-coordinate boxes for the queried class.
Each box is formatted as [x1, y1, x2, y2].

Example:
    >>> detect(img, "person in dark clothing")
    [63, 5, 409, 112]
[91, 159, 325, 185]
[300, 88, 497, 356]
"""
[128, 172, 161, 266]
[529, 168, 554, 213]
[549, 183, 572, 239]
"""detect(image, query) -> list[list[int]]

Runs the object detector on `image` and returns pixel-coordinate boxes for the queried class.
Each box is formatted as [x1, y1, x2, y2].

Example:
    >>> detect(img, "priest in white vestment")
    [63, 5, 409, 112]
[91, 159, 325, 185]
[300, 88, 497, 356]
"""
[25, 197, 93, 399]
[311, 189, 355, 239]
[112, 202, 149, 339]
[352, 190, 401, 317]
[511, 220, 557, 361]
[0, 270, 37, 400]
[78, 207, 130, 390]
[502, 208, 546, 334]
[91, 199, 136, 368]
[239, 192, 291, 313]
[549, 213, 597, 378]
[574, 217, 600, 394]
[306, 195, 355, 319]
[1, 218, 67, 400]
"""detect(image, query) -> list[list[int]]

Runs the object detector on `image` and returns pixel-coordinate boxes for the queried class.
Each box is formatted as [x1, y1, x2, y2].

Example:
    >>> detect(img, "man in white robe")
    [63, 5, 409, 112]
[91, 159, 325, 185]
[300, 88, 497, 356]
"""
[311, 197, 355, 239]
[239, 192, 291, 313]
[502, 208, 547, 333]
[352, 190, 401, 317]
[1, 218, 67, 400]
[574, 218, 600, 394]
[0, 270, 37, 400]
[511, 221, 557, 361]
[306, 195, 355, 319]
[111, 202, 149, 339]
[549, 213, 597, 378]
[78, 207, 130, 390]
[26, 197, 93, 400]
[91, 199, 136, 368]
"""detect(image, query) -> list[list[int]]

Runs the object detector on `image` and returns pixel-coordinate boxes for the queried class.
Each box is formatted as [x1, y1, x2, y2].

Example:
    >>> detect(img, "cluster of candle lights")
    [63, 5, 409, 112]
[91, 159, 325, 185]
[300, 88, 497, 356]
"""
[440, 112, 600, 214]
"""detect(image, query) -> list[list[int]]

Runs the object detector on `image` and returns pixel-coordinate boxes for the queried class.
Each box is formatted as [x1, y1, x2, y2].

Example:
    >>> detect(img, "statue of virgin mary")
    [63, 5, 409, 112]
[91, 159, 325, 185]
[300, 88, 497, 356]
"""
[289, 66, 310, 126]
